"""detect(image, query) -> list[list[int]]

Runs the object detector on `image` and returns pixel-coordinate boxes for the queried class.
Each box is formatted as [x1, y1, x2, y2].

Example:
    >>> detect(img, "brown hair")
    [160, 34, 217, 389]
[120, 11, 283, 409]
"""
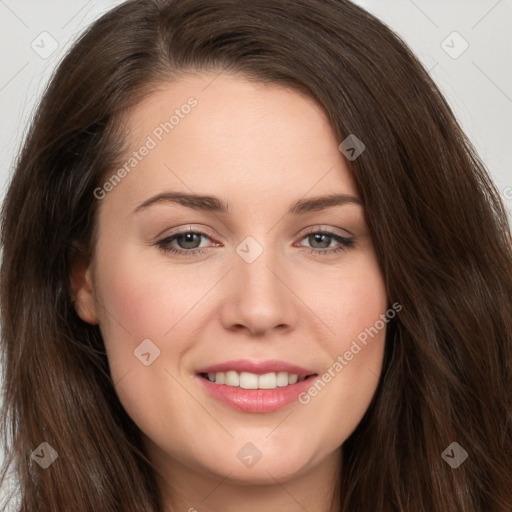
[1, 0, 511, 510]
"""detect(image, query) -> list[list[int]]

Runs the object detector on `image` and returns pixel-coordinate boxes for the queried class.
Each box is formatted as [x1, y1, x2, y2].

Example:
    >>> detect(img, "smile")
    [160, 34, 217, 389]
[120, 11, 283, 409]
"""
[200, 370, 312, 389]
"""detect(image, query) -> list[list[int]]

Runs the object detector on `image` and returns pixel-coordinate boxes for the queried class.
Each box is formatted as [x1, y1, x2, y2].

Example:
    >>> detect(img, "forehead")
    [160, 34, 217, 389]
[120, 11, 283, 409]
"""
[101, 71, 359, 215]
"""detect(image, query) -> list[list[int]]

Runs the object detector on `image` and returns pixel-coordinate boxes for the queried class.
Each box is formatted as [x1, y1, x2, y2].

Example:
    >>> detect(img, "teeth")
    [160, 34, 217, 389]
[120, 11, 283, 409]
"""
[225, 371, 239, 387]
[205, 371, 303, 389]
[259, 372, 277, 389]
[239, 372, 258, 389]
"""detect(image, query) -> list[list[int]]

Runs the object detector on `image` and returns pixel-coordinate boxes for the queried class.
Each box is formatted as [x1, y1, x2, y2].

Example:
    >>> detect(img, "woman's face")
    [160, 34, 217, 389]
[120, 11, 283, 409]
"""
[73, 72, 387, 488]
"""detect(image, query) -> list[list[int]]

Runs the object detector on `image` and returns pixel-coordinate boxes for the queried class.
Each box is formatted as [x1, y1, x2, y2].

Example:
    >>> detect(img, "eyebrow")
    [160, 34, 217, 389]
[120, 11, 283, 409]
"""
[133, 191, 362, 215]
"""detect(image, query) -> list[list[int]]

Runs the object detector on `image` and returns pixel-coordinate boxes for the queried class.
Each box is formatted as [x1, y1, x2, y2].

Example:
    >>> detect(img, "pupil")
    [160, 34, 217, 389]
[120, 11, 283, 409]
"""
[311, 233, 330, 249]
[180, 233, 200, 249]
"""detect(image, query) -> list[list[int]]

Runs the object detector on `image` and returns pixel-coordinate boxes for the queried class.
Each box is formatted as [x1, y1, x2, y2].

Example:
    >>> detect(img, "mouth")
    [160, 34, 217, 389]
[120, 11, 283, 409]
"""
[198, 370, 316, 389]
[195, 359, 318, 413]
[196, 358, 318, 389]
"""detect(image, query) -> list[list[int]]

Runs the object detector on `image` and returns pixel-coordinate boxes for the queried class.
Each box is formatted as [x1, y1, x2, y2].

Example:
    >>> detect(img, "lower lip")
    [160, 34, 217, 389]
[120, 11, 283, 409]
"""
[196, 375, 318, 413]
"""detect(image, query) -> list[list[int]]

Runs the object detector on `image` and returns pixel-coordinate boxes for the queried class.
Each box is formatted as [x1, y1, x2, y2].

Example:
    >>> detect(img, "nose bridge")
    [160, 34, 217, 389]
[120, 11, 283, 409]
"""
[221, 234, 296, 334]
[239, 243, 280, 295]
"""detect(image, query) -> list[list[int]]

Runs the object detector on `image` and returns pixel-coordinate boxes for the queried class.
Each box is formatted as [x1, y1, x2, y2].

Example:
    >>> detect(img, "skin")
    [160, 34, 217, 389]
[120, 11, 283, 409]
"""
[72, 71, 388, 512]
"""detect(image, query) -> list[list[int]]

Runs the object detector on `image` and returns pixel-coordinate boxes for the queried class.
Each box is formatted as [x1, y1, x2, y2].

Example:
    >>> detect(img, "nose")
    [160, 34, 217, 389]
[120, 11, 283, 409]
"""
[219, 245, 299, 337]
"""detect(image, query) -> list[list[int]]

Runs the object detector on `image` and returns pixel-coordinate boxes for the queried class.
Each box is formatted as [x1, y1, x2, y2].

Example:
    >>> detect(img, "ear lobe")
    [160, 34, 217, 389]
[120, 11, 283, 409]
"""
[69, 254, 99, 325]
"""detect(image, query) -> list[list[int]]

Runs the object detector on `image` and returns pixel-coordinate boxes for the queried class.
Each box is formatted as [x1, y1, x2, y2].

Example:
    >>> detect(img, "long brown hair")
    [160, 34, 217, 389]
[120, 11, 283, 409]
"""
[1, 0, 511, 510]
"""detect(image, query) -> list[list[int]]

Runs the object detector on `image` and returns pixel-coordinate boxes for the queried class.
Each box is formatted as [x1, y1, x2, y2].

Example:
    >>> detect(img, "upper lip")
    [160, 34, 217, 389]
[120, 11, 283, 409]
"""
[197, 359, 317, 378]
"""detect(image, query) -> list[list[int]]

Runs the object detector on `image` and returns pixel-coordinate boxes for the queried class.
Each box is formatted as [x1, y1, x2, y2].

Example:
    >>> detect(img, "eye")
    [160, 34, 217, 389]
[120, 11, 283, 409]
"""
[156, 230, 214, 256]
[155, 227, 355, 258]
[297, 229, 355, 256]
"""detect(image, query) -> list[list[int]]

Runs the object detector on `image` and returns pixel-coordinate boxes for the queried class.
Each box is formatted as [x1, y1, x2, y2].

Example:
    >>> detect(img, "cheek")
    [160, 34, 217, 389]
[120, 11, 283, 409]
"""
[91, 245, 213, 433]
[309, 253, 388, 346]
[96, 239, 217, 328]
[92, 243, 212, 380]
[330, 256, 388, 374]
[295, 253, 388, 440]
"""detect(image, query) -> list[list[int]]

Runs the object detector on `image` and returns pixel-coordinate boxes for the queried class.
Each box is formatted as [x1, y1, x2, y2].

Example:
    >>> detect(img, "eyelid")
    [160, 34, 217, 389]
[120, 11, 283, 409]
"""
[299, 225, 354, 238]
[155, 224, 218, 241]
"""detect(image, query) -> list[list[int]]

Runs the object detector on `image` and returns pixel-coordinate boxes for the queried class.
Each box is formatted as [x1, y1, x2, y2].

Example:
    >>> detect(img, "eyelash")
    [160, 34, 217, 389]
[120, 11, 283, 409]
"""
[155, 228, 355, 257]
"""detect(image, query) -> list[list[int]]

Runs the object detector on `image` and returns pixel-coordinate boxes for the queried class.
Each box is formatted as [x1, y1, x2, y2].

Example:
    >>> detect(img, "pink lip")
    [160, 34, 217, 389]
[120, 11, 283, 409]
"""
[197, 376, 318, 413]
[196, 359, 316, 378]
[196, 359, 318, 413]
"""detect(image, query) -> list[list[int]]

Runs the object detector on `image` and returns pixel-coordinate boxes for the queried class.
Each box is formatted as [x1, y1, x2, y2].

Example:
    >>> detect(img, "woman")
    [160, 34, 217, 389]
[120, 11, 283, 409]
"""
[1, 0, 511, 510]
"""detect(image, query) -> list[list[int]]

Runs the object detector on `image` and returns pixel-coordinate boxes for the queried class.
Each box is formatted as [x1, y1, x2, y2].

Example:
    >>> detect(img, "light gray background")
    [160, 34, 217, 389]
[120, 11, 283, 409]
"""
[0, 0, 511, 505]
